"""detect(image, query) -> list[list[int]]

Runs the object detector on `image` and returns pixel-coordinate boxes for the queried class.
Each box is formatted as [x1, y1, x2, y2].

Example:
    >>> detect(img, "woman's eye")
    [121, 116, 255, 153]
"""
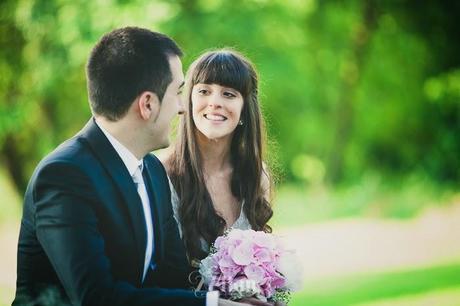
[198, 89, 208, 95]
[223, 91, 236, 98]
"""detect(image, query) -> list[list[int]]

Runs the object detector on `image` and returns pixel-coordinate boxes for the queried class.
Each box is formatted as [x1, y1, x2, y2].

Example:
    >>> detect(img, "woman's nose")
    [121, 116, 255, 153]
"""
[208, 93, 223, 108]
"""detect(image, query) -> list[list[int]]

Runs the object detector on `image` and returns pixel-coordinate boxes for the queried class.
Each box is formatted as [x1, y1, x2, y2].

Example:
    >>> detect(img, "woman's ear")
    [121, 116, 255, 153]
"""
[137, 91, 160, 120]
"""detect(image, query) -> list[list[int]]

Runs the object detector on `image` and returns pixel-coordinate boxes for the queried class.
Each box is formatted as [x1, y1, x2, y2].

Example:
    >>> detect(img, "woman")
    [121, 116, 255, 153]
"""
[163, 49, 274, 265]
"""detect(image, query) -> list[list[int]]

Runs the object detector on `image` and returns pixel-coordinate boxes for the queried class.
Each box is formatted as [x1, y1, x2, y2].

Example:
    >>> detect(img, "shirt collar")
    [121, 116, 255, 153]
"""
[95, 119, 143, 177]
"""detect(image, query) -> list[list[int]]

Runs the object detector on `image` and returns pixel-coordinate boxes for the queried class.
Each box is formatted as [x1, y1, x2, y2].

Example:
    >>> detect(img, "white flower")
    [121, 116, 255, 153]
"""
[278, 249, 303, 291]
[199, 256, 215, 284]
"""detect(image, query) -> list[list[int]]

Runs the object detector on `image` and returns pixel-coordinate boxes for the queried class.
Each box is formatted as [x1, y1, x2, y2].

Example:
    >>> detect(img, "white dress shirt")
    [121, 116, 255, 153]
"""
[96, 121, 153, 283]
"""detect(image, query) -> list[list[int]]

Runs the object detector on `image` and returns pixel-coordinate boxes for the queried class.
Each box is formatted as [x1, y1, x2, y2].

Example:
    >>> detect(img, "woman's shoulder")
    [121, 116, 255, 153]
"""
[157, 151, 173, 174]
[167, 175, 179, 207]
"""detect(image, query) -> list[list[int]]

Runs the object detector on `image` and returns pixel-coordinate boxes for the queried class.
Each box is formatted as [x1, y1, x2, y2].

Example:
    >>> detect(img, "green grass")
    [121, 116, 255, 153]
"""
[356, 286, 460, 306]
[272, 175, 458, 229]
[290, 262, 460, 306]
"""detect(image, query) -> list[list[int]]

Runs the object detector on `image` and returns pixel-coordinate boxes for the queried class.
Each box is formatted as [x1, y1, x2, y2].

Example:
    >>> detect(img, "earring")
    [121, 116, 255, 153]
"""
[238, 120, 243, 126]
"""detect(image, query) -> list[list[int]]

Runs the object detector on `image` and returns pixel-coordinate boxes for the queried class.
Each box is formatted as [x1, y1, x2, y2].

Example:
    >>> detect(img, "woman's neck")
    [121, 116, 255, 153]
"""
[196, 132, 233, 176]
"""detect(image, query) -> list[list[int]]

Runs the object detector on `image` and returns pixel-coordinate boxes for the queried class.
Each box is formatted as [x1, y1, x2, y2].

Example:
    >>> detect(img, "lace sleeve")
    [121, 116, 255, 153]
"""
[167, 176, 183, 238]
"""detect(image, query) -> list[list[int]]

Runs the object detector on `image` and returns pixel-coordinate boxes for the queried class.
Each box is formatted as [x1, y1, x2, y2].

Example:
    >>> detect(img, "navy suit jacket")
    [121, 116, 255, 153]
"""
[13, 119, 205, 306]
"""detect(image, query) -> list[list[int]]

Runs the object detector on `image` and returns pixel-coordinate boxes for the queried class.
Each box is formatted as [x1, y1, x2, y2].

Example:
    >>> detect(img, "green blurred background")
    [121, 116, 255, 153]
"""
[1, 0, 459, 305]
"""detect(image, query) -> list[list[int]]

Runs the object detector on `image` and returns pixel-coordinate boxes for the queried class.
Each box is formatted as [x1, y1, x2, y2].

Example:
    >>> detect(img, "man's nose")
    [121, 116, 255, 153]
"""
[177, 98, 185, 115]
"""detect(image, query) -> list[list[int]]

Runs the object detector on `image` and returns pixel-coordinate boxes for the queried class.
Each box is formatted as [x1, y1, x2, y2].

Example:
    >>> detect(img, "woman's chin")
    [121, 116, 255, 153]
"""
[203, 132, 232, 142]
[195, 127, 234, 144]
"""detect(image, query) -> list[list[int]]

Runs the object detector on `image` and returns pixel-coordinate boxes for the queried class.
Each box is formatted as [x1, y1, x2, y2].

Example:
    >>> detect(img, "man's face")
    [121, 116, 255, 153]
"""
[150, 55, 184, 150]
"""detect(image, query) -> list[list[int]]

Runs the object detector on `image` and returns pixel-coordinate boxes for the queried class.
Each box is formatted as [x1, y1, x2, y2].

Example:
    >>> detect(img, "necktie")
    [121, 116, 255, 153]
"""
[132, 165, 154, 282]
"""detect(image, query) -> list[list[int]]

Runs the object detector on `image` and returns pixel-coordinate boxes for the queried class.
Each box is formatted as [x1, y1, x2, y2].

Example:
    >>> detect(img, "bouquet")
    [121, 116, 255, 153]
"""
[199, 229, 302, 304]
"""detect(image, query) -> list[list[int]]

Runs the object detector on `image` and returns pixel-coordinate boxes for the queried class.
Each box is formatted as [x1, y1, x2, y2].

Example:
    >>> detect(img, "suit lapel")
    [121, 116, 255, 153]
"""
[80, 119, 147, 277]
[142, 160, 164, 264]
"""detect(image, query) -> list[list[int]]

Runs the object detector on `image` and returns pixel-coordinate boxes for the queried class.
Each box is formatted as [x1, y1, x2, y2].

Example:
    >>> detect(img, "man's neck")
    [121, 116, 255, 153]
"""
[95, 116, 146, 160]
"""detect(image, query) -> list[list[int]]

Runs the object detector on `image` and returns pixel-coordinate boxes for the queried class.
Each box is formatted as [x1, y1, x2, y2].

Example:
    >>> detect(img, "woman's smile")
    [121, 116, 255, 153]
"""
[204, 113, 228, 122]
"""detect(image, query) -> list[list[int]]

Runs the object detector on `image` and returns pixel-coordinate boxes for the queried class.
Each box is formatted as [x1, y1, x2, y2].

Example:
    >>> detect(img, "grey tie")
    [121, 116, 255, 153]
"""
[132, 165, 154, 282]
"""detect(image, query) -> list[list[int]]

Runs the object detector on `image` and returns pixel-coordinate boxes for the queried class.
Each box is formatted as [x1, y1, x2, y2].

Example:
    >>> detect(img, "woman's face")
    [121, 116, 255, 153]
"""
[191, 83, 244, 141]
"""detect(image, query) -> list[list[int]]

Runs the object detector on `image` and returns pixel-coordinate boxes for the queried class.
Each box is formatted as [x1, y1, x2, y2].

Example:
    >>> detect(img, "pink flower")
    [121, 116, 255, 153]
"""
[254, 247, 272, 264]
[218, 254, 235, 268]
[253, 231, 276, 249]
[243, 264, 265, 283]
[270, 273, 286, 289]
[199, 229, 299, 300]
[214, 236, 225, 249]
[230, 241, 254, 265]
[228, 229, 249, 241]
[220, 265, 240, 281]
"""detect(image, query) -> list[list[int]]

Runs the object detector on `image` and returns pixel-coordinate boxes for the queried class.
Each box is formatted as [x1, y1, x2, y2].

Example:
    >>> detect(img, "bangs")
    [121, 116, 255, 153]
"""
[192, 51, 251, 95]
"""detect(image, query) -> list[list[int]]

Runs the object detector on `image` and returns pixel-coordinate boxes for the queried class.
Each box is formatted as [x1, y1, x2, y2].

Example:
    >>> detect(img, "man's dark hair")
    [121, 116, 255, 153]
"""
[86, 27, 182, 121]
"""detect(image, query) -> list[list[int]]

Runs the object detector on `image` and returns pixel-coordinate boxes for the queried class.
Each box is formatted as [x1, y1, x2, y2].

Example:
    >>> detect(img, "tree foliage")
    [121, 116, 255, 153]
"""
[0, 0, 459, 194]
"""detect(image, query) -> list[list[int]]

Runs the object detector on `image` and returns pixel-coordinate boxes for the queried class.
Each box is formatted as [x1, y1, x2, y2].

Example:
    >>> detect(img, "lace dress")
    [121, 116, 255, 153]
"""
[168, 177, 252, 253]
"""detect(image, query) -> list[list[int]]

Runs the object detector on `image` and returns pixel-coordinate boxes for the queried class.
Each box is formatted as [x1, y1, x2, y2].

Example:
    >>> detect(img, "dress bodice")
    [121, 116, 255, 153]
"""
[168, 177, 252, 253]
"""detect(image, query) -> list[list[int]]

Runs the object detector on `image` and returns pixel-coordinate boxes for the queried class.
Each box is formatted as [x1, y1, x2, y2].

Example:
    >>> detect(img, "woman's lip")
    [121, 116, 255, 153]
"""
[204, 114, 227, 121]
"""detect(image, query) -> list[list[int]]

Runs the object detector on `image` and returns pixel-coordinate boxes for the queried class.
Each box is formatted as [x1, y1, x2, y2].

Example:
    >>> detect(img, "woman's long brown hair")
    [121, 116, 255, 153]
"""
[168, 50, 273, 261]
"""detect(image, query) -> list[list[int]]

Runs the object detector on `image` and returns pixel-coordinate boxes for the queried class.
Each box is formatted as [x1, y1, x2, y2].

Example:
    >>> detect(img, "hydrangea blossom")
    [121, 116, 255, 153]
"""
[199, 229, 301, 303]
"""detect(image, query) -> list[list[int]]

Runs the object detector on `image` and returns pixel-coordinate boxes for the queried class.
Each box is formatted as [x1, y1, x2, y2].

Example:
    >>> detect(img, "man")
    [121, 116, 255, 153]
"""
[13, 27, 252, 306]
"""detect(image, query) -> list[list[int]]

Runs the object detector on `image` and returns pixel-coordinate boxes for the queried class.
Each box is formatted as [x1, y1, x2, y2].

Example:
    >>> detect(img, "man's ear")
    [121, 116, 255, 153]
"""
[137, 91, 160, 120]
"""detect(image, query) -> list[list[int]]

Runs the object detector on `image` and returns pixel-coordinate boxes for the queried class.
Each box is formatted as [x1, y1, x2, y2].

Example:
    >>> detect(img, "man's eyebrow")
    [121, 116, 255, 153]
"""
[179, 82, 185, 89]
